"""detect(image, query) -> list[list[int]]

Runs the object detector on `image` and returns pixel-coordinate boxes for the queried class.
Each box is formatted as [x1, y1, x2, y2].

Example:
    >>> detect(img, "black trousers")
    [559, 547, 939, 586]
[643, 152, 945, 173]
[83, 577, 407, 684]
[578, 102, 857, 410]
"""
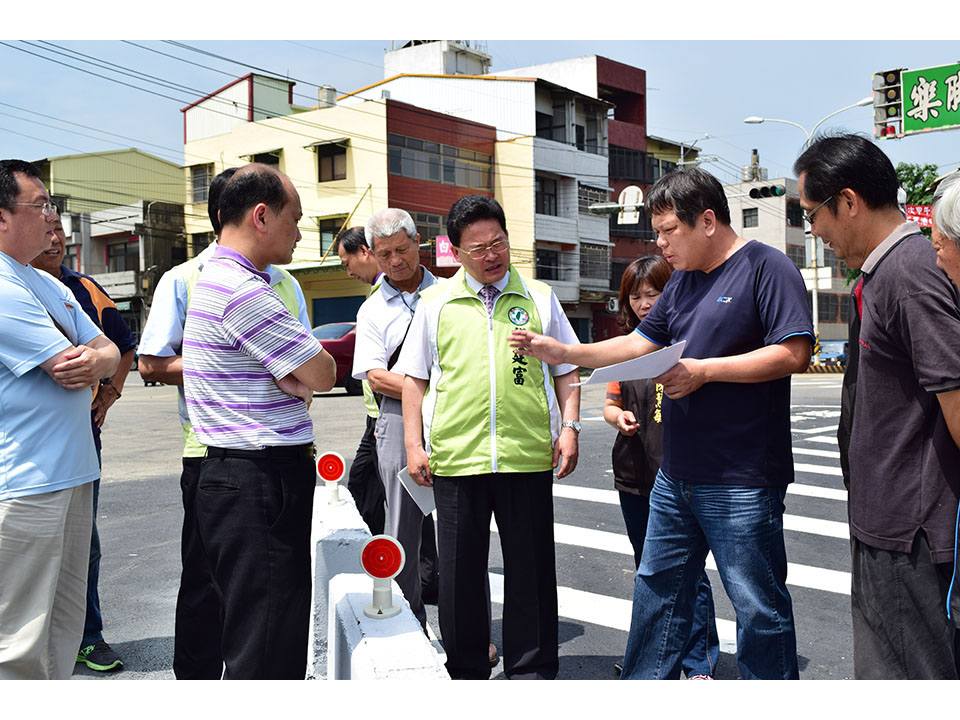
[851, 532, 960, 679]
[346, 414, 386, 536]
[173, 456, 224, 680]
[196, 447, 316, 680]
[434, 471, 558, 680]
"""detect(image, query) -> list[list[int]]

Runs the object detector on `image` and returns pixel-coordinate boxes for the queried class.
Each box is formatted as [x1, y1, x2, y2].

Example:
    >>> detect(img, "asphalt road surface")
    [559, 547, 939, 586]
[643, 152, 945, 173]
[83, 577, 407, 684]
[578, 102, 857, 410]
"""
[73, 371, 850, 680]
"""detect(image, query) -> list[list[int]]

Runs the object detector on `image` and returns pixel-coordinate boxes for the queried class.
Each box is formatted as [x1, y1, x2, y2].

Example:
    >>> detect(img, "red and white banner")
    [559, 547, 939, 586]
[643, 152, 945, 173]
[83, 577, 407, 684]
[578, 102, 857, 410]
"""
[906, 204, 933, 228]
[435, 235, 461, 267]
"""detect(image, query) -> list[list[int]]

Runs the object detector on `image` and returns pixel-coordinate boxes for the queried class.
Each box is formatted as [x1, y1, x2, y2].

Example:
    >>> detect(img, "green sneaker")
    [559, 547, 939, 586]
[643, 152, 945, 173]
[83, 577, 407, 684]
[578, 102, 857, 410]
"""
[76, 640, 124, 672]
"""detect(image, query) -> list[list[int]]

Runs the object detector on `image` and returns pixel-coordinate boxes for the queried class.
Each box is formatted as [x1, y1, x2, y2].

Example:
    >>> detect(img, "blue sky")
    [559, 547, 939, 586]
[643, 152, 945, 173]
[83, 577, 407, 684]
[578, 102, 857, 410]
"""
[2, 9, 958, 188]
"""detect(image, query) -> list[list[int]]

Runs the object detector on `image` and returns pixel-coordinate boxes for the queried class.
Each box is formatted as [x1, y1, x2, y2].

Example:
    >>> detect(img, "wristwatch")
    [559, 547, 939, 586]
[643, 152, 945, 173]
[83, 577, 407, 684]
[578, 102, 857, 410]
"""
[561, 420, 582, 433]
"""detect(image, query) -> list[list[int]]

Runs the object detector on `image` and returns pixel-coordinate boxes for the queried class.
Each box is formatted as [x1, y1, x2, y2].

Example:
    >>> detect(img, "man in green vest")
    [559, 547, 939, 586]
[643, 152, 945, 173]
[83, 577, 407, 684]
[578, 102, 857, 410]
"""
[137, 167, 311, 679]
[398, 194, 581, 679]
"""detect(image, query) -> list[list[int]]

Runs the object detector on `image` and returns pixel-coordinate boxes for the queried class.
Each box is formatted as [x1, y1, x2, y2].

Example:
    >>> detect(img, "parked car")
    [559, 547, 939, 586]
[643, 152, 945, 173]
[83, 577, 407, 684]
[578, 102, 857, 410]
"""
[311, 322, 362, 395]
[815, 340, 848, 367]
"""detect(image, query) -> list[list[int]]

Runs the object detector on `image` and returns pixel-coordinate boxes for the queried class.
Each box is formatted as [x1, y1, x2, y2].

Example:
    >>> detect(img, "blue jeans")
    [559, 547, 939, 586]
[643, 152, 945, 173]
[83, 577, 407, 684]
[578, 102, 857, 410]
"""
[621, 469, 798, 680]
[619, 491, 719, 677]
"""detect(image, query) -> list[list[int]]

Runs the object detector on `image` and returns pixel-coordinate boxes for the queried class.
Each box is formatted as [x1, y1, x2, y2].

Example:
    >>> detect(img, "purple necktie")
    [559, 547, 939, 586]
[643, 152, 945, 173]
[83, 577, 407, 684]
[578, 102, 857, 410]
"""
[479, 284, 499, 315]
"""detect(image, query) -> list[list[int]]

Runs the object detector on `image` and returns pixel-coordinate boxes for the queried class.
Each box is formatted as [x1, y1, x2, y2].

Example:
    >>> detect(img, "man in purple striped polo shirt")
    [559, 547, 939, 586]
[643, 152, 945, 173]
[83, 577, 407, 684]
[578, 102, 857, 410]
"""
[182, 164, 336, 679]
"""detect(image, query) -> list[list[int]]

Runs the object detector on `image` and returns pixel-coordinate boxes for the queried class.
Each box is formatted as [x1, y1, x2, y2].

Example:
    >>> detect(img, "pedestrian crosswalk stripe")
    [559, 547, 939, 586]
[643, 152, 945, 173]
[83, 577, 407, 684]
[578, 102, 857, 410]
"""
[794, 462, 842, 477]
[486, 571, 740, 654]
[554, 479, 848, 507]
[808, 436, 839, 445]
[490, 519, 852, 594]
[793, 447, 841, 459]
[793, 425, 840, 434]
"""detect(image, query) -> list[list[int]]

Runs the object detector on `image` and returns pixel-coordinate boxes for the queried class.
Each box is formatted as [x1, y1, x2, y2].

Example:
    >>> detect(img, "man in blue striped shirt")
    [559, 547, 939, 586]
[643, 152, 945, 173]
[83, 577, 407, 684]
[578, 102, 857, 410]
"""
[182, 164, 335, 679]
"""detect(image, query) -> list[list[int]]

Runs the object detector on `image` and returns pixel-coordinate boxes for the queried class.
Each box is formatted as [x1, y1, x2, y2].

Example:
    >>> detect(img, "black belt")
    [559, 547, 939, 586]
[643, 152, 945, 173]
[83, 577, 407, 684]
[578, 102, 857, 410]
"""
[205, 444, 315, 460]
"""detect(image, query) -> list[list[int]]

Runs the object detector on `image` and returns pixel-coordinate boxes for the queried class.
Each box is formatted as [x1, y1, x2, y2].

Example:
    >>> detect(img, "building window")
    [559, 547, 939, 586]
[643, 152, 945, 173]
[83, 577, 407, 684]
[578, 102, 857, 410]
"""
[317, 144, 347, 182]
[410, 211, 446, 242]
[63, 244, 78, 271]
[191, 232, 213, 258]
[387, 134, 490, 190]
[318, 217, 346, 254]
[551, 102, 567, 143]
[743, 207, 759, 228]
[536, 112, 553, 140]
[536, 248, 560, 281]
[190, 164, 214, 204]
[578, 184, 608, 215]
[251, 151, 281, 170]
[170, 237, 187, 265]
[786, 244, 805, 269]
[609, 145, 649, 182]
[107, 239, 139, 273]
[609, 208, 655, 241]
[786, 200, 803, 228]
[579, 243, 611, 280]
[536, 176, 558, 216]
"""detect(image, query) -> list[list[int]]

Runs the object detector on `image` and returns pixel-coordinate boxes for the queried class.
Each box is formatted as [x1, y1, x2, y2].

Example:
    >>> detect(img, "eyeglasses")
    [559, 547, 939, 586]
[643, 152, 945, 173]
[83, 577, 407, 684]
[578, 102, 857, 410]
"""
[462, 239, 509, 260]
[802, 195, 834, 226]
[11, 200, 59, 217]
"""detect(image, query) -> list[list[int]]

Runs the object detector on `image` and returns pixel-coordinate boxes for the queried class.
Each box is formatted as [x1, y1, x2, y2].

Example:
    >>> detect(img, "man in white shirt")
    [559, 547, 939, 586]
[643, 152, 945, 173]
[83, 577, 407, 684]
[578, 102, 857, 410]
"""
[352, 208, 438, 627]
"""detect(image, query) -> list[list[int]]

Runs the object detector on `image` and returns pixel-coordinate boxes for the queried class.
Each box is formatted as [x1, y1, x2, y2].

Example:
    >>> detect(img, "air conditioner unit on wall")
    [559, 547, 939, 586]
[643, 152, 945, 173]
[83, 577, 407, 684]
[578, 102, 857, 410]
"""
[606, 297, 619, 313]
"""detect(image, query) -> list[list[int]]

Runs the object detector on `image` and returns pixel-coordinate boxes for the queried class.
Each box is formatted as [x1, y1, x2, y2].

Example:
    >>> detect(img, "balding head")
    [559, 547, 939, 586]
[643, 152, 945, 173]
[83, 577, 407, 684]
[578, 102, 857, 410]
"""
[217, 163, 291, 231]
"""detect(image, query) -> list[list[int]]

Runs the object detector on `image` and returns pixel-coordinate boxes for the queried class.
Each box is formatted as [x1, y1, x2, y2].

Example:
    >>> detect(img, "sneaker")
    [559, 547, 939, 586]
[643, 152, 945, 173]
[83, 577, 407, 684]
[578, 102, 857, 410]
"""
[687, 674, 713, 680]
[77, 640, 124, 672]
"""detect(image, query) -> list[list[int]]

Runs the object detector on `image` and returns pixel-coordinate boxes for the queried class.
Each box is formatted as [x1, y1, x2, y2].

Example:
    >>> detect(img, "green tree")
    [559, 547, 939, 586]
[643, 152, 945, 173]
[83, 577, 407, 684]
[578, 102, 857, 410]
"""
[845, 161, 939, 284]
[896, 161, 940, 206]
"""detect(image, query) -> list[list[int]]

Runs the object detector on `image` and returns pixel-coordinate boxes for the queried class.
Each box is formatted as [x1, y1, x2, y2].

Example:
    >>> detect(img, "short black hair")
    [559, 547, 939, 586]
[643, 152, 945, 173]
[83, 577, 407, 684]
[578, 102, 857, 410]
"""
[446, 194, 506, 246]
[0, 159, 41, 211]
[335, 226, 368, 255]
[217, 164, 289, 230]
[644, 166, 731, 227]
[207, 167, 239, 235]
[793, 132, 899, 212]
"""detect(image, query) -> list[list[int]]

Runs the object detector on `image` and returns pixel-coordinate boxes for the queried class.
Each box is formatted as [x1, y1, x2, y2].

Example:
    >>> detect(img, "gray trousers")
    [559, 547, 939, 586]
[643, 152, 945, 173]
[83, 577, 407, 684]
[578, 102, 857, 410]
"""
[375, 397, 437, 628]
[851, 533, 960, 679]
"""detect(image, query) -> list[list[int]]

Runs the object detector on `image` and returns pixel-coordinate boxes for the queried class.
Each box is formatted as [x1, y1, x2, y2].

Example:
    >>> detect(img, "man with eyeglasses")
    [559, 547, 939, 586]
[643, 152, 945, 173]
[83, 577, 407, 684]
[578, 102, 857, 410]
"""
[0, 159, 120, 679]
[508, 168, 812, 680]
[351, 208, 439, 629]
[397, 194, 581, 679]
[795, 134, 960, 679]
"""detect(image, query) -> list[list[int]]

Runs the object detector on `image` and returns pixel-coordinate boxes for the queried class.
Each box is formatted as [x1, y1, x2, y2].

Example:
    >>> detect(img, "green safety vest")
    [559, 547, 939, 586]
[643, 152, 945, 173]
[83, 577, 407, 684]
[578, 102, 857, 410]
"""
[417, 266, 562, 476]
[180, 255, 304, 457]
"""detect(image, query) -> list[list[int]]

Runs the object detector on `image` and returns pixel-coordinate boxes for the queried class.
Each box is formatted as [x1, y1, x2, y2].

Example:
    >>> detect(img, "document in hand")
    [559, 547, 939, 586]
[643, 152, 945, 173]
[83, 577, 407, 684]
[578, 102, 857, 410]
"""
[398, 468, 436, 516]
[571, 340, 686, 387]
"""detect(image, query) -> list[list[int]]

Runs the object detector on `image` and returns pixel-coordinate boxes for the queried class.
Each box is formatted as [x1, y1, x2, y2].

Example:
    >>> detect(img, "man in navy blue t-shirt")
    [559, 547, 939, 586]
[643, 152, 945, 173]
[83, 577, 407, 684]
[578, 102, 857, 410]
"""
[512, 167, 813, 679]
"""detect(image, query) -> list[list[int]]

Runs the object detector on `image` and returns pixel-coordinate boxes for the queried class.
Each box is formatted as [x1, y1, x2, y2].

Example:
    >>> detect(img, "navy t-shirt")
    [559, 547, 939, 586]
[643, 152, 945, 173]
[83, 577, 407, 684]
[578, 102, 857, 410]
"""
[637, 240, 813, 487]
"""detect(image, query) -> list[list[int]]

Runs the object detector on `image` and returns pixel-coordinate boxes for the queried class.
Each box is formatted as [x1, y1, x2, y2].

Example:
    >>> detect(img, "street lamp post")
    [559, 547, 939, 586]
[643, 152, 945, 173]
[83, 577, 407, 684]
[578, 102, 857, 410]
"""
[742, 97, 872, 362]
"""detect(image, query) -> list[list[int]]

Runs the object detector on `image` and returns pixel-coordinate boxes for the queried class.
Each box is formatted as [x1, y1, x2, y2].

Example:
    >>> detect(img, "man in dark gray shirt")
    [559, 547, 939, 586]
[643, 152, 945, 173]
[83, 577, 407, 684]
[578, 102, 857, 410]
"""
[795, 134, 960, 679]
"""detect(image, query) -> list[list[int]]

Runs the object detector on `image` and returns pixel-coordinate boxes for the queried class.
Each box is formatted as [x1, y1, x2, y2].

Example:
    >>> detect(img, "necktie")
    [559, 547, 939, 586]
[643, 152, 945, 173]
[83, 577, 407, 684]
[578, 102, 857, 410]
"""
[479, 284, 499, 315]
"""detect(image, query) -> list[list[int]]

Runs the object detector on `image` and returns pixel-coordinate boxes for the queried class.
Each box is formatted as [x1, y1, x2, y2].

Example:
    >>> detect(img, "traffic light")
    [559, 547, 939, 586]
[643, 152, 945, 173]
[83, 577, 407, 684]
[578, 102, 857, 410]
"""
[749, 185, 785, 199]
[873, 69, 902, 139]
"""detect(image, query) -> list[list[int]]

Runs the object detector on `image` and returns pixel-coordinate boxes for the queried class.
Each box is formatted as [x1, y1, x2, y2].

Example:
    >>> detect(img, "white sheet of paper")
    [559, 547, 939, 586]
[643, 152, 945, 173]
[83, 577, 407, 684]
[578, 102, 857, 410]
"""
[398, 469, 436, 516]
[571, 340, 686, 387]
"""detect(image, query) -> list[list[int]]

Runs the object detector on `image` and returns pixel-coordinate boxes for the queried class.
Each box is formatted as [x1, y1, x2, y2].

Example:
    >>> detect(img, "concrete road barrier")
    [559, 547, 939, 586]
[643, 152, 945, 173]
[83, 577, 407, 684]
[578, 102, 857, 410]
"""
[310, 485, 448, 680]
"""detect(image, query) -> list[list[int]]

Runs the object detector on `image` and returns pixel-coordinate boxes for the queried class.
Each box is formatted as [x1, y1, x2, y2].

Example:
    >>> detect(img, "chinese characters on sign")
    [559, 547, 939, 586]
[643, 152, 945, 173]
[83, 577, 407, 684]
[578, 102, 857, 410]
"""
[906, 204, 933, 228]
[902, 63, 960, 136]
[435, 235, 461, 267]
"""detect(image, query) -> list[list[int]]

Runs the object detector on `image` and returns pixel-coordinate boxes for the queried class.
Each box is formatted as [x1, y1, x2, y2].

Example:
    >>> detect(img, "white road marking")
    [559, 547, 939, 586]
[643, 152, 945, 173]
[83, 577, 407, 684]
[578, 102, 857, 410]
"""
[793, 447, 841, 459]
[486, 571, 739, 654]
[807, 436, 840, 445]
[491, 519, 851, 594]
[793, 425, 840, 434]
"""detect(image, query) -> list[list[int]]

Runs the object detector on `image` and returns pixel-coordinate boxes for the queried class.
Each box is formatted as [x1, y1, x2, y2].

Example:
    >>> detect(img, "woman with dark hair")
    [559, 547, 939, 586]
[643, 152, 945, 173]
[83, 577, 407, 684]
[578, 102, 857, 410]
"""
[605, 255, 719, 679]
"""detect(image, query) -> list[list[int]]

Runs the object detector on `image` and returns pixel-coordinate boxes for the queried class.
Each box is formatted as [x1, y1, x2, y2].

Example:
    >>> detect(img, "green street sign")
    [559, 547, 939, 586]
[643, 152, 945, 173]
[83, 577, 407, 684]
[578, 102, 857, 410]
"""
[902, 62, 960, 135]
[115, 301, 131, 311]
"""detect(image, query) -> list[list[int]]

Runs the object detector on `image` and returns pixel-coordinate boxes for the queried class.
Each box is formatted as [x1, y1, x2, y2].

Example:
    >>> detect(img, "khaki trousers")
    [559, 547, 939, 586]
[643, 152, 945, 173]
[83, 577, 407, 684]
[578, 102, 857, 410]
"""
[0, 482, 93, 679]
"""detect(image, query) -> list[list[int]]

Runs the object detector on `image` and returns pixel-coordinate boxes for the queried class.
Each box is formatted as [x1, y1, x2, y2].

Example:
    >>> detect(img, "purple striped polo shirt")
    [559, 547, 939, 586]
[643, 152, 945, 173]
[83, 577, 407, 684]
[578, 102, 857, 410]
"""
[182, 245, 322, 449]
